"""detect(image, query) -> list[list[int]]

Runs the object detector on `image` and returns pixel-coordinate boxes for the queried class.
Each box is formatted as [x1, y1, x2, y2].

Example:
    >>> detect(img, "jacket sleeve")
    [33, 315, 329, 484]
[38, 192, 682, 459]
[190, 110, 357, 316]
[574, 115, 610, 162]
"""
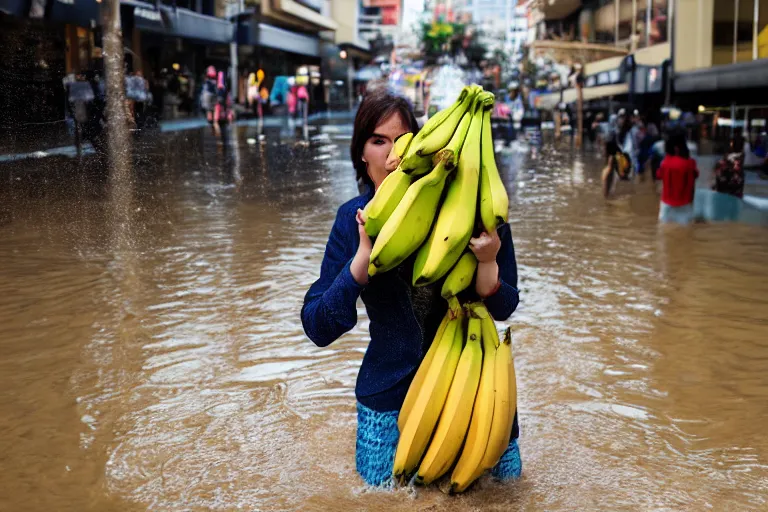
[301, 207, 364, 347]
[484, 223, 520, 321]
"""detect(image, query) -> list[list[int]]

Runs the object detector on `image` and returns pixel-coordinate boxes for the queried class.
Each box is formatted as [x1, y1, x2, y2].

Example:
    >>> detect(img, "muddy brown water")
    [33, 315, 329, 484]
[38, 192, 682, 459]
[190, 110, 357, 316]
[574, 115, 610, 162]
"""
[1, 127, 767, 511]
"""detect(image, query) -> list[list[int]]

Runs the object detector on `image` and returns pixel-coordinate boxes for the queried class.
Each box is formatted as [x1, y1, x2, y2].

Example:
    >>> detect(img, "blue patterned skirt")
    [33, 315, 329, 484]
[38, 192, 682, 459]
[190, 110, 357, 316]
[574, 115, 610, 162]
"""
[356, 402, 522, 487]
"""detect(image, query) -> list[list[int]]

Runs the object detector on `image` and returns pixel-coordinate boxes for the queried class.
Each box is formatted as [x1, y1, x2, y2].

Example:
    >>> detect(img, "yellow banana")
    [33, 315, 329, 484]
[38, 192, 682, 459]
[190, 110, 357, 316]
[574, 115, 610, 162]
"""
[412, 98, 485, 286]
[450, 304, 497, 493]
[399, 88, 478, 172]
[440, 252, 478, 299]
[481, 326, 516, 471]
[398, 308, 452, 432]
[393, 310, 465, 481]
[479, 107, 509, 234]
[416, 315, 483, 485]
[368, 157, 454, 276]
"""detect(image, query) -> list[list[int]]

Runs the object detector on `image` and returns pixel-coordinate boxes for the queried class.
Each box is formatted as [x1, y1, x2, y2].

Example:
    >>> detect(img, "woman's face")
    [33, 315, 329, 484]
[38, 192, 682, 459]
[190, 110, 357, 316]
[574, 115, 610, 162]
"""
[362, 112, 410, 190]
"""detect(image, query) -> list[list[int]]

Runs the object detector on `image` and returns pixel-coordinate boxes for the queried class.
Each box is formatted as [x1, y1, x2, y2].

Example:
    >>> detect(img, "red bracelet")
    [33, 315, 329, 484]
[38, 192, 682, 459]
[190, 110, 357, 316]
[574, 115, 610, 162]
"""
[480, 279, 502, 299]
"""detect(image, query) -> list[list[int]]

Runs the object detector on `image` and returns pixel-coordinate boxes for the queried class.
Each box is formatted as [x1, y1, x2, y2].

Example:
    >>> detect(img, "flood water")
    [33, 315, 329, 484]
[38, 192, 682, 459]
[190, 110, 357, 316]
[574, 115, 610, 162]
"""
[1, 126, 767, 511]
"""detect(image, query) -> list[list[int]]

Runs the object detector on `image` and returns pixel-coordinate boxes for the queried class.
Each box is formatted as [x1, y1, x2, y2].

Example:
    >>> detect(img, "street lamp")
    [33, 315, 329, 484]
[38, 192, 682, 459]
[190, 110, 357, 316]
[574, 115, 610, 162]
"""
[340, 50, 348, 59]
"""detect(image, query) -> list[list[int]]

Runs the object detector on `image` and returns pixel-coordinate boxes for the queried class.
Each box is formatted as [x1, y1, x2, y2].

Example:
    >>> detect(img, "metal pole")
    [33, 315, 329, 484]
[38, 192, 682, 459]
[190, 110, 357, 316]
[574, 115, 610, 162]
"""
[646, 0, 652, 47]
[665, 0, 675, 105]
[730, 102, 736, 139]
[615, 0, 620, 46]
[230, 0, 243, 103]
[505, 0, 511, 51]
[632, 0, 637, 50]
[733, 0, 740, 64]
[754, 0, 759, 61]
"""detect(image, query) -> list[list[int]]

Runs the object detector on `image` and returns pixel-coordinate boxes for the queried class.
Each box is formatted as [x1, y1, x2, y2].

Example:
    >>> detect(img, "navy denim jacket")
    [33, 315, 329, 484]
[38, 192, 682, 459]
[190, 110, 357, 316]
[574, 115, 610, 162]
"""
[301, 189, 520, 424]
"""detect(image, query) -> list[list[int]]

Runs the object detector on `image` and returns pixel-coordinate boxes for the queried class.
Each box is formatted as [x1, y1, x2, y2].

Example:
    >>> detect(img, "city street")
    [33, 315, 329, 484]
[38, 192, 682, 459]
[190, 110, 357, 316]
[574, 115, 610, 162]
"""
[1, 123, 768, 510]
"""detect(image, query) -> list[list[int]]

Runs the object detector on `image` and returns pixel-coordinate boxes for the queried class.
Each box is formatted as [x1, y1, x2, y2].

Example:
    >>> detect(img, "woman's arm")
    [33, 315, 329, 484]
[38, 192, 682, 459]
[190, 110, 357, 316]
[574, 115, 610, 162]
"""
[470, 224, 520, 321]
[301, 207, 365, 347]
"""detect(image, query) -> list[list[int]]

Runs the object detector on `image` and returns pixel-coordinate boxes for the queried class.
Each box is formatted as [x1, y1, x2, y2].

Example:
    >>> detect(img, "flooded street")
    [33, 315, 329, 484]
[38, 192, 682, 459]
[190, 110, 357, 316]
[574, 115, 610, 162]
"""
[1, 126, 768, 511]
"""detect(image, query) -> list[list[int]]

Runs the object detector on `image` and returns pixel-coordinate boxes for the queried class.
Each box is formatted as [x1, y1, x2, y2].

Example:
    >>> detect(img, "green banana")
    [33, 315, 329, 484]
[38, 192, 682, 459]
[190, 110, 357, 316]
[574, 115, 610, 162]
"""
[393, 309, 465, 481]
[481, 326, 516, 472]
[435, 92, 487, 170]
[412, 98, 485, 286]
[368, 156, 454, 276]
[440, 252, 478, 299]
[415, 315, 482, 485]
[384, 132, 414, 172]
[417, 86, 471, 138]
[450, 304, 497, 493]
[362, 169, 413, 238]
[479, 107, 509, 234]
[399, 87, 478, 173]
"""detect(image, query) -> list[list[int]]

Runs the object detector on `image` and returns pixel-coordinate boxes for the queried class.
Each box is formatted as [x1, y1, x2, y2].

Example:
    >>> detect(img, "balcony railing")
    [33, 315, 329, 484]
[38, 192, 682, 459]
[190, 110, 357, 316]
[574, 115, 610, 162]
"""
[529, 40, 628, 65]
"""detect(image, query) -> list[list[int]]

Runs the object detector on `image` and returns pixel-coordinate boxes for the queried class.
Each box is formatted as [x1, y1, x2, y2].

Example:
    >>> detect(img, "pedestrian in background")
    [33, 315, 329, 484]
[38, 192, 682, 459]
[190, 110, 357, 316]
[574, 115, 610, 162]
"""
[301, 89, 522, 487]
[213, 71, 234, 144]
[712, 136, 745, 198]
[657, 132, 699, 224]
[200, 66, 218, 136]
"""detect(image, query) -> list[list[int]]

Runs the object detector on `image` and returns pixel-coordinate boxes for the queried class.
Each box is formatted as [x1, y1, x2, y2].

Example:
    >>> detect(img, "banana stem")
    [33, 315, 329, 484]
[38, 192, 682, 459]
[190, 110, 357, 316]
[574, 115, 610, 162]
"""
[447, 296, 461, 318]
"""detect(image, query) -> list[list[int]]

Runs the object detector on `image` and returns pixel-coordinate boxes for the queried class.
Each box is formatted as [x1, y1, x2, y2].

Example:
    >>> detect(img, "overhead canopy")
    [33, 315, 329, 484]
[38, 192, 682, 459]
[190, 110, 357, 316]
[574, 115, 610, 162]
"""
[676, 59, 768, 93]
[127, 1, 234, 45]
[50, 0, 101, 28]
[535, 83, 629, 110]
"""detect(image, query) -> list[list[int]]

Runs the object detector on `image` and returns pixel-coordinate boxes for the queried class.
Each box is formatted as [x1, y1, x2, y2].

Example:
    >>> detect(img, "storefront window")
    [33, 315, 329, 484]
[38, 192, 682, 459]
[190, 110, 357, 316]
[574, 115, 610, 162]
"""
[712, 0, 768, 64]
[757, 0, 768, 59]
[737, 0, 756, 62]
[647, 0, 668, 46]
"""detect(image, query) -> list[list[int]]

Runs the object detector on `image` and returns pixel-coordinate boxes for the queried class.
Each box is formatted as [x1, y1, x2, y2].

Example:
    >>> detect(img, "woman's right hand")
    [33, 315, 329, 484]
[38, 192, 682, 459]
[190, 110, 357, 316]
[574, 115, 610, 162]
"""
[351, 209, 372, 285]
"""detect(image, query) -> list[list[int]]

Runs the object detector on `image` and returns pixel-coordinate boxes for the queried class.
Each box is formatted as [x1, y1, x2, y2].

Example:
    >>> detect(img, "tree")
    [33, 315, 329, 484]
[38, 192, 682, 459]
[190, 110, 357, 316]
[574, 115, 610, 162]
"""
[419, 20, 489, 69]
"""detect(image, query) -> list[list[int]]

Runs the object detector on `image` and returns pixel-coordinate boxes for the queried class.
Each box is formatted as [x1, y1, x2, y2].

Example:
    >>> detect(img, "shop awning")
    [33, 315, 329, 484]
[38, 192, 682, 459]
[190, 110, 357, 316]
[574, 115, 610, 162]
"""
[0, 0, 26, 17]
[535, 83, 629, 110]
[127, 1, 234, 44]
[50, 0, 101, 28]
[675, 59, 768, 93]
[258, 23, 320, 58]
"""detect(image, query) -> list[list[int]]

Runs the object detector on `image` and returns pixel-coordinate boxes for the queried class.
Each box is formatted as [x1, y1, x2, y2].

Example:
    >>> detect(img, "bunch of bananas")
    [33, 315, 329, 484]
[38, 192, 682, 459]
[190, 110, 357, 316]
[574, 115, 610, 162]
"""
[362, 84, 509, 283]
[394, 301, 517, 493]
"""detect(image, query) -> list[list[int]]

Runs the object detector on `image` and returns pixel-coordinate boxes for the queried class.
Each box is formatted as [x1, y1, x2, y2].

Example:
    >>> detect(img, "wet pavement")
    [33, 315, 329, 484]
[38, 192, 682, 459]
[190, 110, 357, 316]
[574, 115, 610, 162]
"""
[1, 124, 768, 511]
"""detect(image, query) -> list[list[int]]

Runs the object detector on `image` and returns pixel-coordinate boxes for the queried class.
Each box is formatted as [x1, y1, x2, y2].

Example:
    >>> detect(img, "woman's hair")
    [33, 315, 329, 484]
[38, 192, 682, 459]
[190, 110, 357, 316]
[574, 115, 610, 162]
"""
[665, 132, 689, 158]
[351, 89, 419, 189]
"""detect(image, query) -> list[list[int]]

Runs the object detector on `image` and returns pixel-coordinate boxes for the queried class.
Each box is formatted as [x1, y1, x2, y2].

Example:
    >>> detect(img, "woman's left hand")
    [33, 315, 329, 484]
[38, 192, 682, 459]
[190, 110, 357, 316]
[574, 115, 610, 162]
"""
[469, 229, 501, 263]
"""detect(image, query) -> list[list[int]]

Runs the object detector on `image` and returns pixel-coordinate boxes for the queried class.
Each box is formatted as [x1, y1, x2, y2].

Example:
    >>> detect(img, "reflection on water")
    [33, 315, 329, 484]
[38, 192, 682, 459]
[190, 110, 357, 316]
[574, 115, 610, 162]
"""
[1, 132, 767, 511]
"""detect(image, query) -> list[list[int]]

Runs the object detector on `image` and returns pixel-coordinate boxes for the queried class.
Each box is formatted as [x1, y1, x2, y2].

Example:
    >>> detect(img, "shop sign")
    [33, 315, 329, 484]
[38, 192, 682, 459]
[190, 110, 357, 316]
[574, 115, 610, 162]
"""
[136, 8, 162, 22]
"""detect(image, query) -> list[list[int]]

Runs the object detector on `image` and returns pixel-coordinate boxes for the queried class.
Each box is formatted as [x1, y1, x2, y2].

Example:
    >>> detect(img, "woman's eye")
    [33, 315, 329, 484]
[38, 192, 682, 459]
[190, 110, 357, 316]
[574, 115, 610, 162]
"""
[373, 138, 386, 146]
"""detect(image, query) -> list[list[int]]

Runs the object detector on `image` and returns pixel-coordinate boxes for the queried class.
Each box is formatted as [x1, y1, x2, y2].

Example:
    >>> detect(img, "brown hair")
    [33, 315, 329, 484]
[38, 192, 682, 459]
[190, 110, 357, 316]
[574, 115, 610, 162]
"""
[351, 89, 419, 190]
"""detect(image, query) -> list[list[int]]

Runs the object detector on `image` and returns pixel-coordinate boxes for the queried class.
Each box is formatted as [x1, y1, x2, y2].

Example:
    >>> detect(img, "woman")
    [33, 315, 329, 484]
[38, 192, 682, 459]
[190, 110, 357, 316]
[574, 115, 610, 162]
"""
[301, 90, 522, 487]
[712, 136, 745, 198]
[656, 132, 699, 224]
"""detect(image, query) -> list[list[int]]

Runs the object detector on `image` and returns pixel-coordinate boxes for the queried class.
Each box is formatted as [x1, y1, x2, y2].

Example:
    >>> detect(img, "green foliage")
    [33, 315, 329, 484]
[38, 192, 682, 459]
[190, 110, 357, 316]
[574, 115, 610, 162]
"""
[419, 20, 488, 68]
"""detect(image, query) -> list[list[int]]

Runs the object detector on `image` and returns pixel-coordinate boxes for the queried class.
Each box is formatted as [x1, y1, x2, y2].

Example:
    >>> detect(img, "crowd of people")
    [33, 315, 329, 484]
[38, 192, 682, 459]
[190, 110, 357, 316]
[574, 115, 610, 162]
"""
[590, 107, 768, 224]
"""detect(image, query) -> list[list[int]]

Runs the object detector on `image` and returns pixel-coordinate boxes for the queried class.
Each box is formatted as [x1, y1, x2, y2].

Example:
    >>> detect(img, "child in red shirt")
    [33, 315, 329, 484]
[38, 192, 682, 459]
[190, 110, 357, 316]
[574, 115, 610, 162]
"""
[656, 133, 699, 224]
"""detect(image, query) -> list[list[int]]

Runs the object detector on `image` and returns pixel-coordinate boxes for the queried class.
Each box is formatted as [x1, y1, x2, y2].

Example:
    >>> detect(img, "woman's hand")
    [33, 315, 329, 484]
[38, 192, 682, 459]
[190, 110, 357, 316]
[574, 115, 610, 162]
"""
[469, 230, 501, 263]
[470, 230, 502, 298]
[351, 209, 372, 285]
